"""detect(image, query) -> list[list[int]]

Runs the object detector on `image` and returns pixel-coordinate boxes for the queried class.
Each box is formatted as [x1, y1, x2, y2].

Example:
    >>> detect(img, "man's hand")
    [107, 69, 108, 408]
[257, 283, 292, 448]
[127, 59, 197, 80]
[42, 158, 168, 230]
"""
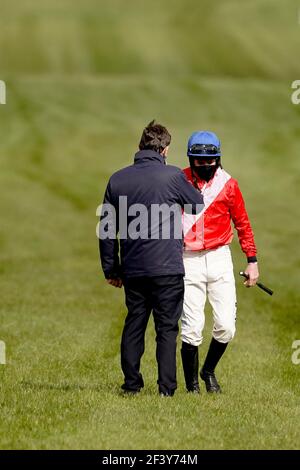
[107, 278, 123, 288]
[244, 263, 259, 287]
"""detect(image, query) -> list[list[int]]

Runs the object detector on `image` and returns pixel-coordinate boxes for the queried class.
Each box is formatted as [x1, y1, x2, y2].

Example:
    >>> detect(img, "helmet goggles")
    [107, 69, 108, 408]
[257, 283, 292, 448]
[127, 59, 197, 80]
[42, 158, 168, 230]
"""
[188, 144, 220, 157]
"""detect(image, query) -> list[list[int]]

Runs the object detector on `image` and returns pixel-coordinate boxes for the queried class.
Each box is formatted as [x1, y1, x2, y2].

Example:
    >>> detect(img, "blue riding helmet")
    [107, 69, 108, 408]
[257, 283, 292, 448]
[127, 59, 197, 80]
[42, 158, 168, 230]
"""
[187, 131, 221, 158]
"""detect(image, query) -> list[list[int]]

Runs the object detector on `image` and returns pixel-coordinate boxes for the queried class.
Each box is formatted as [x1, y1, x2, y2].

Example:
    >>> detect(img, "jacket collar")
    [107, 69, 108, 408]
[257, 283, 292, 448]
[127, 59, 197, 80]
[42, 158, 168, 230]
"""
[134, 149, 165, 165]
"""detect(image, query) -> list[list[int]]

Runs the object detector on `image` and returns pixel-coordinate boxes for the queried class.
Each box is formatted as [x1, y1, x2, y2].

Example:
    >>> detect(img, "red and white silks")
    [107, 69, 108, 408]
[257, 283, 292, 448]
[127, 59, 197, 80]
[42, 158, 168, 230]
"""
[182, 167, 257, 257]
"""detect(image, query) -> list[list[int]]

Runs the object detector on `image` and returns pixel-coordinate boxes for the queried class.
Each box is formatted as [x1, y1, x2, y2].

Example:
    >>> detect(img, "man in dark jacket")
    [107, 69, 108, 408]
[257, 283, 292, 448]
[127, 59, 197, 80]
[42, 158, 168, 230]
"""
[99, 121, 203, 396]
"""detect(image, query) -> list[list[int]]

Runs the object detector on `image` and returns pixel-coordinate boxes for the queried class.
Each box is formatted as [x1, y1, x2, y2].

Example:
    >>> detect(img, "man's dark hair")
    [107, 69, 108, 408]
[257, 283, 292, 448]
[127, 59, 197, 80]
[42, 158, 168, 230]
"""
[139, 120, 171, 153]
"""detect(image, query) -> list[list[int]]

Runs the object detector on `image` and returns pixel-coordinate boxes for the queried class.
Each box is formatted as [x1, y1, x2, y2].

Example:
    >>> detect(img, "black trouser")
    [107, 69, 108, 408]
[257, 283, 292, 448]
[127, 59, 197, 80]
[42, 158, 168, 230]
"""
[121, 275, 184, 394]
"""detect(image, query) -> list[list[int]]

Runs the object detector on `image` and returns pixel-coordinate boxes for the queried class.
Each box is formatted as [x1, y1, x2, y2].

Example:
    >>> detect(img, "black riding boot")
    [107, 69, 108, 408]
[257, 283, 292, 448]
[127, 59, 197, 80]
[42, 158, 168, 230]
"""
[200, 338, 228, 393]
[181, 342, 200, 393]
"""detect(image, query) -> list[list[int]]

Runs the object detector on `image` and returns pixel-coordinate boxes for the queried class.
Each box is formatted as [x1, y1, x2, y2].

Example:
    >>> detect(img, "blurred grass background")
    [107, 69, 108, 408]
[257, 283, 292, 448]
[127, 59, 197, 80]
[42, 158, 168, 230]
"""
[0, 0, 299, 449]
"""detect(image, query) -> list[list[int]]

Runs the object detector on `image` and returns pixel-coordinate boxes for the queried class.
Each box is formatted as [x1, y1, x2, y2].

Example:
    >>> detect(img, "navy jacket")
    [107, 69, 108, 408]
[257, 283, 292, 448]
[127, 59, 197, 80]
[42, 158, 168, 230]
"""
[99, 150, 203, 279]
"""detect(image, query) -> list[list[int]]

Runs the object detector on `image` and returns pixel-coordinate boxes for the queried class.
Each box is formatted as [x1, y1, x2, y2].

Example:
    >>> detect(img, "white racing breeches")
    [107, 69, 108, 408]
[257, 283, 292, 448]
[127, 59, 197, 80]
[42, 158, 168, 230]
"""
[181, 245, 237, 346]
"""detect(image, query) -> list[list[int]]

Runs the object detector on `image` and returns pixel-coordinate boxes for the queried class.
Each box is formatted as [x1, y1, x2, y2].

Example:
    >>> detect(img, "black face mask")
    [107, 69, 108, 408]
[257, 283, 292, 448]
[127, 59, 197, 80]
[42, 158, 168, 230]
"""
[193, 163, 217, 182]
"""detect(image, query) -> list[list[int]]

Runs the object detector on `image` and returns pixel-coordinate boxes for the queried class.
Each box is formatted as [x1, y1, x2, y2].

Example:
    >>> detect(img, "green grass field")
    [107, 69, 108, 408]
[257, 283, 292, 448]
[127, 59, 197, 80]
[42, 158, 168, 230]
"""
[0, 0, 300, 450]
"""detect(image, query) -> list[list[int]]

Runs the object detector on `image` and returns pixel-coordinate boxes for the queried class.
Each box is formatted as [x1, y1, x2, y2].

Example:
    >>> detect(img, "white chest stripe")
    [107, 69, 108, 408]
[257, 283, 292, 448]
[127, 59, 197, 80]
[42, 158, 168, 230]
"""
[183, 168, 231, 236]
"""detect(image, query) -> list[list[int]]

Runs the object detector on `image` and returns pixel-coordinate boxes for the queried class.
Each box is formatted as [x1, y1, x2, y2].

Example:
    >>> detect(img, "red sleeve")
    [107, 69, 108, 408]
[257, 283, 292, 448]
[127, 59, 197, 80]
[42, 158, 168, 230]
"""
[228, 180, 257, 258]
